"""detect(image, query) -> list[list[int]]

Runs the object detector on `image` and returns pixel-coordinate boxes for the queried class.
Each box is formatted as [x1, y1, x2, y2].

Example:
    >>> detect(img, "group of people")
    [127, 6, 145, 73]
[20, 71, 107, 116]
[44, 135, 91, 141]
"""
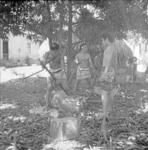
[40, 33, 136, 108]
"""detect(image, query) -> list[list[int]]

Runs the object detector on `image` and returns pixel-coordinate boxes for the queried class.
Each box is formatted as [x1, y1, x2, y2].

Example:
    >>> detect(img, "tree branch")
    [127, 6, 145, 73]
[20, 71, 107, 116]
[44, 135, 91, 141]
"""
[72, 40, 82, 46]
[72, 10, 81, 15]
[72, 21, 81, 27]
[46, 0, 53, 45]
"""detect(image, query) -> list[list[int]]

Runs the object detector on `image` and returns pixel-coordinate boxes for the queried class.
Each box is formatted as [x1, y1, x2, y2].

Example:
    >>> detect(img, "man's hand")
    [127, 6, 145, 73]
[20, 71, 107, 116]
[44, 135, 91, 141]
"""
[99, 72, 106, 81]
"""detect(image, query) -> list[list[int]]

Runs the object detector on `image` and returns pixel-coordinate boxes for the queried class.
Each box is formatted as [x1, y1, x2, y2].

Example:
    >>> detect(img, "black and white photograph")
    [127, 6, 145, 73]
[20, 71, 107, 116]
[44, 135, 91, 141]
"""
[0, 0, 148, 149]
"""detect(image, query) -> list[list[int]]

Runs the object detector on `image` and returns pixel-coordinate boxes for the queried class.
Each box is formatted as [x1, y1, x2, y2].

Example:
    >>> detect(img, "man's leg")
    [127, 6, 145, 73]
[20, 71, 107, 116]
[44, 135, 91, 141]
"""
[55, 71, 70, 93]
[60, 78, 69, 91]
[45, 77, 54, 109]
[101, 90, 110, 118]
[73, 79, 79, 92]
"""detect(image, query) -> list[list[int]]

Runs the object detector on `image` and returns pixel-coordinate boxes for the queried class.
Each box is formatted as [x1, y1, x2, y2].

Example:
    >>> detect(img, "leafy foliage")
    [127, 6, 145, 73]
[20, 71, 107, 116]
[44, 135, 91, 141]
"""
[0, 1, 32, 38]
[0, 0, 148, 42]
[75, 0, 148, 45]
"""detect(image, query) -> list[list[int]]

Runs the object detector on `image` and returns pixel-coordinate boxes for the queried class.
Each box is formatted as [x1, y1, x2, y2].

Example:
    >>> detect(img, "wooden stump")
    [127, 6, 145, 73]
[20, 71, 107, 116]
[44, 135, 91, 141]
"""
[49, 117, 80, 142]
[51, 90, 83, 116]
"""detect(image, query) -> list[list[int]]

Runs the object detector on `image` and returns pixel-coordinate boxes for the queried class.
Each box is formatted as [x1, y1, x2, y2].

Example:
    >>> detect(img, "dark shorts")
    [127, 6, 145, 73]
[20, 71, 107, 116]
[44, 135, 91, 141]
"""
[98, 81, 116, 91]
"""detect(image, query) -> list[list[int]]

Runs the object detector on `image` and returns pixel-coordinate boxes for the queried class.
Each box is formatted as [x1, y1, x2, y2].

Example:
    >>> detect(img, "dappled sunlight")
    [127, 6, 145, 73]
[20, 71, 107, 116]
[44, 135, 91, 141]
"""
[0, 64, 49, 83]
[142, 102, 148, 113]
[0, 103, 17, 110]
[1, 0, 148, 149]
[140, 89, 148, 93]
[0, 67, 21, 83]
[5, 143, 16, 150]
[84, 111, 103, 120]
[42, 140, 84, 150]
[116, 139, 136, 150]
[7, 115, 26, 122]
[29, 105, 48, 115]
[135, 102, 148, 114]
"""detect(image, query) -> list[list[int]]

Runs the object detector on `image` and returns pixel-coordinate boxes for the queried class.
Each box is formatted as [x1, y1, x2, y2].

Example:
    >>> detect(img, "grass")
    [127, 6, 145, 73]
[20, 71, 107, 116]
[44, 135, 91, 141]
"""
[0, 66, 148, 150]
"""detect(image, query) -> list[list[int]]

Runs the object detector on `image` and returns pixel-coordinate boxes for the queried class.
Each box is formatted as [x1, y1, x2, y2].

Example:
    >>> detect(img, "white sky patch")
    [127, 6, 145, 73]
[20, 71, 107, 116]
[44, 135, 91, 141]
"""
[0, 103, 17, 110]
[84, 4, 95, 12]
[84, 4, 101, 19]
[34, 15, 42, 22]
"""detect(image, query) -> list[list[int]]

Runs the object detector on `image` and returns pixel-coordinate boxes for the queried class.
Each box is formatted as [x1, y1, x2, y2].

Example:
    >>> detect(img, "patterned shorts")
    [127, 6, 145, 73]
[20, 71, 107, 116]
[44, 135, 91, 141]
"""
[54, 70, 66, 80]
[76, 66, 91, 80]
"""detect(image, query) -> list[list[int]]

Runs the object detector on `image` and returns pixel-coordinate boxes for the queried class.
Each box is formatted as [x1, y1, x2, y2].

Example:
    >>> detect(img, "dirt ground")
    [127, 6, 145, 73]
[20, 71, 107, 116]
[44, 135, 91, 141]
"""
[0, 66, 148, 150]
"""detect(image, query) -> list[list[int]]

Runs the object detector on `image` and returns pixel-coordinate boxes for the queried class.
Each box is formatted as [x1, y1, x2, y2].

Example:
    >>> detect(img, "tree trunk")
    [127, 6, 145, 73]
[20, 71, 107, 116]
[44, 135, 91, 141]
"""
[117, 0, 131, 31]
[46, 1, 53, 47]
[58, 0, 66, 61]
[67, 0, 73, 82]
[58, 0, 64, 46]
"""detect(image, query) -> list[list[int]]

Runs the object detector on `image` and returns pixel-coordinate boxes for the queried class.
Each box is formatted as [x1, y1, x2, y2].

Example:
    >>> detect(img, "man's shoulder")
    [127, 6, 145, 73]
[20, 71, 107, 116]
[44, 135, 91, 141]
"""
[105, 44, 114, 52]
[85, 53, 90, 56]
[76, 52, 81, 58]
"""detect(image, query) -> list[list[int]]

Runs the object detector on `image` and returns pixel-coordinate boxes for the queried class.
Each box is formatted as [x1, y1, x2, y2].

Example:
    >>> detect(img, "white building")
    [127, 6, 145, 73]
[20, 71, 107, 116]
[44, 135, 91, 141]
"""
[0, 33, 40, 63]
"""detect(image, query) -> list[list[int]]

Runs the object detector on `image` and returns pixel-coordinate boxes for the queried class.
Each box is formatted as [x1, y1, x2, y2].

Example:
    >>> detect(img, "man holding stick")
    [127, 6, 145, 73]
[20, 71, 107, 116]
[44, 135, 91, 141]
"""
[40, 42, 69, 109]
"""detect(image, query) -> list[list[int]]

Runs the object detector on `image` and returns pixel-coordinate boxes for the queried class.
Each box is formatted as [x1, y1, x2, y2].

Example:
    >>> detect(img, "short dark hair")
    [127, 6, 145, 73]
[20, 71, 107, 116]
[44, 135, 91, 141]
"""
[101, 33, 115, 43]
[80, 42, 87, 50]
[50, 42, 59, 51]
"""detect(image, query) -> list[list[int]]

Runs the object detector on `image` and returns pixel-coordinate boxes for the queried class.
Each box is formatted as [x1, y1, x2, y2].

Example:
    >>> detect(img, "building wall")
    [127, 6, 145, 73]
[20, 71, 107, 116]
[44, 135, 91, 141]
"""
[8, 33, 40, 61]
[0, 33, 40, 62]
[0, 33, 79, 62]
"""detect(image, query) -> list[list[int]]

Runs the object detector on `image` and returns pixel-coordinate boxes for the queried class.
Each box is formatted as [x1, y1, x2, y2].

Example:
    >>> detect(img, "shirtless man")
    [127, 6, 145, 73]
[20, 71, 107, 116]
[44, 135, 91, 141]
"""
[41, 42, 68, 108]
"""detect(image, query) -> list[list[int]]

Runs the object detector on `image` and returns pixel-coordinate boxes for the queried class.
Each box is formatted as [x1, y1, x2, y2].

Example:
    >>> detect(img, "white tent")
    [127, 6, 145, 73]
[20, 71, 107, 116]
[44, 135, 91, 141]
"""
[102, 39, 133, 72]
[38, 38, 50, 59]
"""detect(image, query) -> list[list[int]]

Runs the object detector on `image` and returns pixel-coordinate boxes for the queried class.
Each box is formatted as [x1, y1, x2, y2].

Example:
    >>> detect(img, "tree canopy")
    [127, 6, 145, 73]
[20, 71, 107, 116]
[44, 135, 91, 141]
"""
[0, 0, 148, 44]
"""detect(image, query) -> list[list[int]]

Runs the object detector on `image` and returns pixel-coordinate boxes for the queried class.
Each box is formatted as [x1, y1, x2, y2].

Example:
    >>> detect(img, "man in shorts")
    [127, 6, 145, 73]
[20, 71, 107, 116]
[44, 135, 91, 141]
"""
[41, 42, 68, 108]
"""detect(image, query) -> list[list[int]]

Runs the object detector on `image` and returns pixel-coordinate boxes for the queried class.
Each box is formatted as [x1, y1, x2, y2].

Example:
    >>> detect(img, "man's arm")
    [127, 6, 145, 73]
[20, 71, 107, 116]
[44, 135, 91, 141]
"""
[99, 46, 113, 80]
[102, 47, 112, 71]
[60, 48, 66, 70]
[88, 54, 94, 68]
[75, 54, 79, 65]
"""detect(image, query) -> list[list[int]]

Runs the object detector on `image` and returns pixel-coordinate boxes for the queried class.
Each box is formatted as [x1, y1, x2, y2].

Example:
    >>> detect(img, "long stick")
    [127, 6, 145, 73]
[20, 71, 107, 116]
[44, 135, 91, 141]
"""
[23, 69, 44, 79]
[39, 60, 68, 94]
